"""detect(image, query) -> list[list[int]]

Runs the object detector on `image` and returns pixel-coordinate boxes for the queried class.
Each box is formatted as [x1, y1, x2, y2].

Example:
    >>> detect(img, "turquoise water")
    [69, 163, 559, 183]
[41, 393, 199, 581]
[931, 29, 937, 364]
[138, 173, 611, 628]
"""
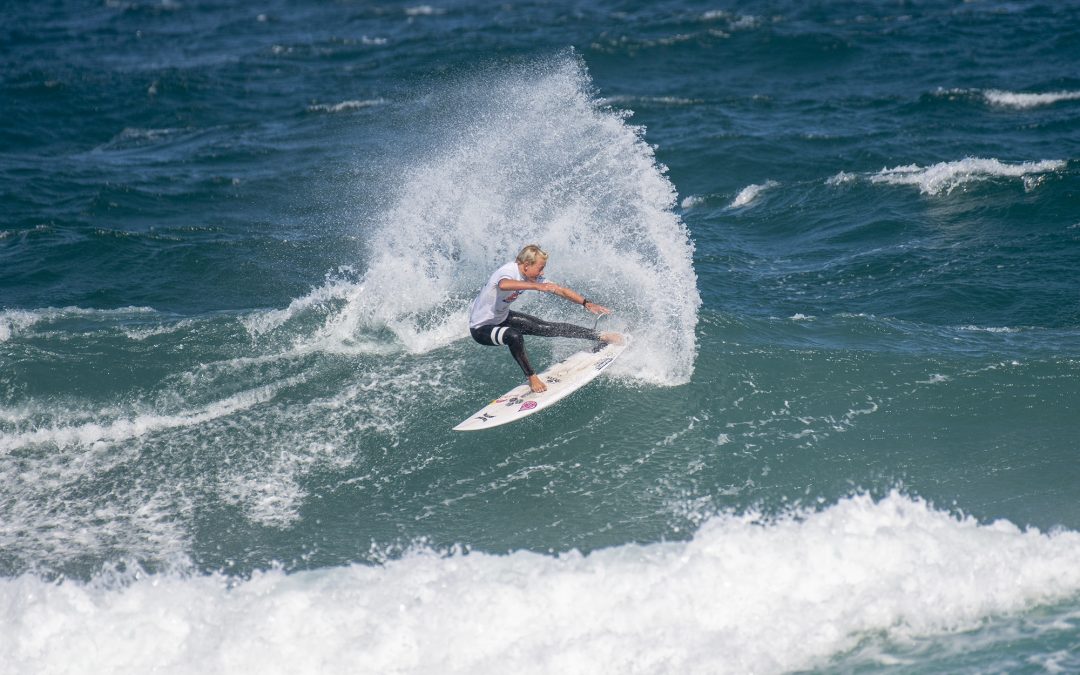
[3, 1, 1079, 672]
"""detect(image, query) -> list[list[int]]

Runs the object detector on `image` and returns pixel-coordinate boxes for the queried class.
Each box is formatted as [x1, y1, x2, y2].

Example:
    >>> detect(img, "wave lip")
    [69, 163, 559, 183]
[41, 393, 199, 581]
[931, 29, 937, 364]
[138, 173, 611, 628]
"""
[829, 157, 1066, 196]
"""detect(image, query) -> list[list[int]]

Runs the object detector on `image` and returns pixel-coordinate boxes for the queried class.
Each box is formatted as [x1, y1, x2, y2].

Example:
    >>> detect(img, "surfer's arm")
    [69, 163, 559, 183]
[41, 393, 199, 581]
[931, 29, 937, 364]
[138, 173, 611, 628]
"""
[499, 279, 611, 315]
[497, 278, 542, 292]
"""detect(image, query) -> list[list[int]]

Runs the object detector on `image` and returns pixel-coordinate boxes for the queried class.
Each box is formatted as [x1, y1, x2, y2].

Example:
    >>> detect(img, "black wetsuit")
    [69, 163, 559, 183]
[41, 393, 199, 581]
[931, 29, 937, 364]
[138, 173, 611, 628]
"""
[470, 310, 599, 377]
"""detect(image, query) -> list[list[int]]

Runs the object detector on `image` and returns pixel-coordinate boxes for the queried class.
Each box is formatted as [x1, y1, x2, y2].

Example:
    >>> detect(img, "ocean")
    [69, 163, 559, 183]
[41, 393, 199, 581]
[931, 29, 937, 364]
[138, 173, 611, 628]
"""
[2, 0, 1079, 672]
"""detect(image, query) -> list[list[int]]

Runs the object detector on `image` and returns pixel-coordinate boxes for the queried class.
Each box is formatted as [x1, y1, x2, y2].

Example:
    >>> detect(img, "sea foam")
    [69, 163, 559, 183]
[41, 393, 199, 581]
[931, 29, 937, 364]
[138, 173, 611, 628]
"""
[0, 306, 157, 342]
[934, 87, 1080, 109]
[983, 89, 1080, 109]
[0, 309, 38, 342]
[307, 98, 387, 114]
[0, 376, 303, 453]
[3, 492, 1079, 674]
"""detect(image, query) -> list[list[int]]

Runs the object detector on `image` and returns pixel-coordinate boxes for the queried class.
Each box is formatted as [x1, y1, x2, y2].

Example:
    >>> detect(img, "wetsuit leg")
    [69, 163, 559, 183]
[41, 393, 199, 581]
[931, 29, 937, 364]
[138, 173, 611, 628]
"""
[501, 329, 534, 377]
[504, 311, 600, 341]
[469, 322, 536, 376]
[470, 312, 600, 378]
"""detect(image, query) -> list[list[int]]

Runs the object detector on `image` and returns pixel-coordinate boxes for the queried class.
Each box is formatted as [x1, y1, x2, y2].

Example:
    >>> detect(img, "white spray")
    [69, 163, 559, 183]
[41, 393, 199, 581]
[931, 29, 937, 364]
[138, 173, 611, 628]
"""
[267, 55, 700, 384]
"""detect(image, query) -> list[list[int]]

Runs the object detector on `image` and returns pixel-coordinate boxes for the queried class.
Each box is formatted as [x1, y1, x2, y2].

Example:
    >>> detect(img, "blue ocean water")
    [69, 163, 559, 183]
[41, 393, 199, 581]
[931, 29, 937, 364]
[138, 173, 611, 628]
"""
[3, 0, 1080, 672]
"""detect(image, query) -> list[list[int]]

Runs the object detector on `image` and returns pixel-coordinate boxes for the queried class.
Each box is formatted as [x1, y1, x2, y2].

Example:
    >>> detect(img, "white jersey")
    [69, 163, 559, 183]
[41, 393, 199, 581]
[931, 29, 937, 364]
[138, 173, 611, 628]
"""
[468, 261, 544, 328]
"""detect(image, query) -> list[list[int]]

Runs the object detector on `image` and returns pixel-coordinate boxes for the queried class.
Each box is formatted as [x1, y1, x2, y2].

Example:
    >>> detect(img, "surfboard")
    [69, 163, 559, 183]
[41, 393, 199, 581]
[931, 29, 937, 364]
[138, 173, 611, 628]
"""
[453, 337, 629, 431]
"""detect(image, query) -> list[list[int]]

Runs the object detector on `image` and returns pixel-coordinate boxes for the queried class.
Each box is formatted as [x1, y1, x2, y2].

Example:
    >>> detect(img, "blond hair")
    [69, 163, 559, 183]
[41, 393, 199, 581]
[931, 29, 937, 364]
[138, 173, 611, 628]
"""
[515, 244, 549, 265]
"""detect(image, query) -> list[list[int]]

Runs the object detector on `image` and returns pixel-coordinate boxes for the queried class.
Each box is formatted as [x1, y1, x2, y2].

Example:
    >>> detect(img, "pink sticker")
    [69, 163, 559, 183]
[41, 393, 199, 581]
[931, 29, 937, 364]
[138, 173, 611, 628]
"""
[518, 401, 538, 411]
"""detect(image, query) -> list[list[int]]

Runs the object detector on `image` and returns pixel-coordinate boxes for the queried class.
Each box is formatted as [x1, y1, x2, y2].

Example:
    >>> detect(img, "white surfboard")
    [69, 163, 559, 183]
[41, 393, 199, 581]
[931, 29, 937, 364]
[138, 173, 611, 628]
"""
[453, 337, 629, 431]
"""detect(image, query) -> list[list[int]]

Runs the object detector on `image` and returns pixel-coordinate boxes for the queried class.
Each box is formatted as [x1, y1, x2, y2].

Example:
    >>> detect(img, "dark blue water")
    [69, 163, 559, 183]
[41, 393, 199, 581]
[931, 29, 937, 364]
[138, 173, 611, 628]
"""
[3, 2, 1079, 672]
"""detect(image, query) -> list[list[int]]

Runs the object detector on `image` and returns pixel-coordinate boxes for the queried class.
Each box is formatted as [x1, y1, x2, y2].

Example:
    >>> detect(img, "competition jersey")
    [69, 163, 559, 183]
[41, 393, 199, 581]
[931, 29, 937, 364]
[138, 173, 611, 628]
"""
[468, 261, 544, 328]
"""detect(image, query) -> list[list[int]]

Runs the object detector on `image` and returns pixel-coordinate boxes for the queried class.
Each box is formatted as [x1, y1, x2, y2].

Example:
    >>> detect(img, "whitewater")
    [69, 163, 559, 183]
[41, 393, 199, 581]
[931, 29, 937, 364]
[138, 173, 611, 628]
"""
[6, 493, 1080, 674]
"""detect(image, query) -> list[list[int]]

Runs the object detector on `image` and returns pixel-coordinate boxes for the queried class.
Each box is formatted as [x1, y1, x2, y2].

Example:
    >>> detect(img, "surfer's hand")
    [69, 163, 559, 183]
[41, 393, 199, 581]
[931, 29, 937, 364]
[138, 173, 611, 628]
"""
[584, 300, 612, 315]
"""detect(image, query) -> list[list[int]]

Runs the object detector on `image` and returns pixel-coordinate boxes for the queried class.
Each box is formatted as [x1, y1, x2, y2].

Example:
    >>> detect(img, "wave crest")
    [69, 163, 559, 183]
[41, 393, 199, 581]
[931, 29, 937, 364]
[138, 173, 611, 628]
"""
[829, 157, 1066, 196]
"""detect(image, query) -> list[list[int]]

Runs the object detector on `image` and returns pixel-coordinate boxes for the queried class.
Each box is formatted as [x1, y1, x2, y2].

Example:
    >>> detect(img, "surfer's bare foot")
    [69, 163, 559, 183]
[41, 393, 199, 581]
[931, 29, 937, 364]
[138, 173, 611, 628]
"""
[599, 332, 624, 345]
[528, 374, 547, 393]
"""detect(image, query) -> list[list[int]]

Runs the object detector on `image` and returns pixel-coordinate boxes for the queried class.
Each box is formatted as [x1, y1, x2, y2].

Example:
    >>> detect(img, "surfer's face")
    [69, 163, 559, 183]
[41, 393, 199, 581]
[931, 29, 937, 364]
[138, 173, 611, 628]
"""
[521, 259, 546, 281]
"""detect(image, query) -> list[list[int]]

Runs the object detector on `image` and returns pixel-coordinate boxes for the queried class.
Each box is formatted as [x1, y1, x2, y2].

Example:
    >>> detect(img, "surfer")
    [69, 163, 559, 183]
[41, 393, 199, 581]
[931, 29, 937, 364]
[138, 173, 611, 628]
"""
[468, 244, 622, 393]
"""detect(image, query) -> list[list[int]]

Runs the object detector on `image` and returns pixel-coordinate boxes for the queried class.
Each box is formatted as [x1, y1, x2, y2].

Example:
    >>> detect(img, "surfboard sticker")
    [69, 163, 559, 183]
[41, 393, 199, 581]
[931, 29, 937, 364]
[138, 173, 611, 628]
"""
[453, 337, 629, 431]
